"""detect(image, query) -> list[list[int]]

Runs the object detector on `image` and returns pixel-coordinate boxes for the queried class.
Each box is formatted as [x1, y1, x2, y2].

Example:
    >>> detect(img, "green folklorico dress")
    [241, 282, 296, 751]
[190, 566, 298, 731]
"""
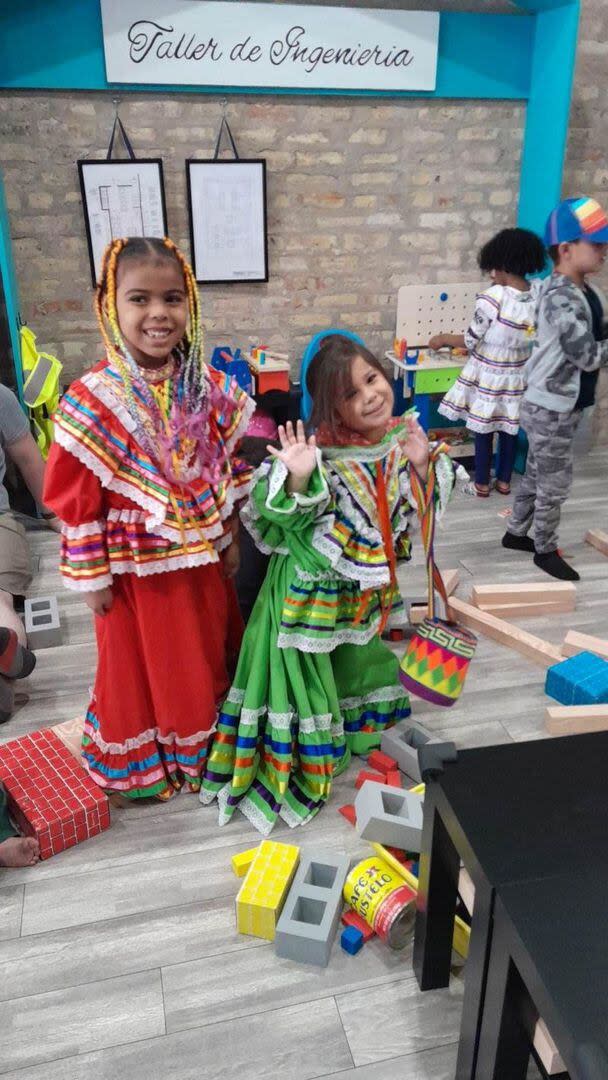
[200, 422, 455, 835]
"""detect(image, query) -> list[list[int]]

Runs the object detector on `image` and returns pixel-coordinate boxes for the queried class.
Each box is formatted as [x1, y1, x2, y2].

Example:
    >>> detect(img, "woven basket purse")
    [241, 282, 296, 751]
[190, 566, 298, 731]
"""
[399, 466, 476, 707]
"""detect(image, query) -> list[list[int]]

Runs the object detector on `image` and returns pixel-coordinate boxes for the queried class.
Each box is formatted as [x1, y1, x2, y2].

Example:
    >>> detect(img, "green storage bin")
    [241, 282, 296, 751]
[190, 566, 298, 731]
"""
[414, 366, 461, 395]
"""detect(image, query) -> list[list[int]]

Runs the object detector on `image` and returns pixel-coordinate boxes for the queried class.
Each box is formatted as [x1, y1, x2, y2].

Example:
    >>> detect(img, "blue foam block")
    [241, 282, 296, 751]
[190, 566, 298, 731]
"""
[341, 926, 364, 955]
[545, 652, 608, 706]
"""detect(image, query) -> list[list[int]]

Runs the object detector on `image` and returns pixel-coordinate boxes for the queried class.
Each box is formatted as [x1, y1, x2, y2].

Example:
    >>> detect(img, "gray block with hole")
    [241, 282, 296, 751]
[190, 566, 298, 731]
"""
[24, 596, 62, 650]
[381, 721, 435, 782]
[355, 781, 424, 851]
[275, 850, 351, 967]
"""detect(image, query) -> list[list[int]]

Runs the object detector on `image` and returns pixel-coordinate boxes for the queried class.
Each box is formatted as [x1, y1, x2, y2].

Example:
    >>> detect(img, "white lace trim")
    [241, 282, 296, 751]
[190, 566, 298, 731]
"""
[339, 684, 407, 711]
[279, 798, 317, 829]
[55, 424, 116, 487]
[293, 565, 344, 584]
[435, 452, 457, 523]
[62, 520, 106, 539]
[265, 453, 330, 514]
[225, 687, 245, 707]
[108, 550, 221, 577]
[62, 572, 113, 593]
[239, 499, 289, 557]
[299, 713, 333, 734]
[86, 721, 214, 755]
[84, 371, 138, 434]
[277, 618, 382, 652]
[199, 785, 217, 806]
[310, 529, 392, 588]
[238, 794, 276, 835]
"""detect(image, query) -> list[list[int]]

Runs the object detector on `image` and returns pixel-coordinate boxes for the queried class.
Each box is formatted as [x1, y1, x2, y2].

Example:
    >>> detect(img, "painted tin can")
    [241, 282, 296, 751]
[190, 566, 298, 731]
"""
[343, 856, 416, 950]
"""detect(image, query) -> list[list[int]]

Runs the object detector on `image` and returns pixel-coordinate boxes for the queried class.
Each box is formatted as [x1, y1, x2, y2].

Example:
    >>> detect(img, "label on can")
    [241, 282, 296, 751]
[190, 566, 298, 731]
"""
[344, 857, 416, 947]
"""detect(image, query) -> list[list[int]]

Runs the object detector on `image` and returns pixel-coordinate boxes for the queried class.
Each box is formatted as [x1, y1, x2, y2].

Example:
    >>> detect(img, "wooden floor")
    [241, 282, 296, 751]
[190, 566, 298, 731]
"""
[1, 447, 607, 1079]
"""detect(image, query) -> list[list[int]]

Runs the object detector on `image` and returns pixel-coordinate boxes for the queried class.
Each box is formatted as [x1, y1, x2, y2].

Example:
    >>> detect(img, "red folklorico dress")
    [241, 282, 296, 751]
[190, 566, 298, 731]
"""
[43, 356, 254, 799]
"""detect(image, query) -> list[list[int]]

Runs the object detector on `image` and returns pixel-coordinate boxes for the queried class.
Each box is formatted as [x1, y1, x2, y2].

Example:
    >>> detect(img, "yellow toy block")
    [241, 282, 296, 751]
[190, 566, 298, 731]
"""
[236, 840, 300, 940]
[231, 846, 259, 878]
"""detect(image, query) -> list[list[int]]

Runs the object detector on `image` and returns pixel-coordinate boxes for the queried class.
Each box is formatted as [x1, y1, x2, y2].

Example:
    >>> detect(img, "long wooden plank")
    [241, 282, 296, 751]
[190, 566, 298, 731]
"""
[449, 597, 562, 667]
[477, 599, 574, 618]
[561, 629, 608, 661]
[585, 529, 608, 557]
[472, 582, 575, 608]
[545, 705, 608, 735]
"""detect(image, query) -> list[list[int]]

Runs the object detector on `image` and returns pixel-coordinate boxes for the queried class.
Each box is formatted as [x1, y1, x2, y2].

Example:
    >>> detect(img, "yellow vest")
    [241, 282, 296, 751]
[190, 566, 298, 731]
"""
[19, 326, 62, 459]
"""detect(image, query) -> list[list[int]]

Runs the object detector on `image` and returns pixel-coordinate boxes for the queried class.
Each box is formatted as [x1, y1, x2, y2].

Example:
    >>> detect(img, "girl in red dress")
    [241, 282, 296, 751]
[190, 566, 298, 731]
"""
[43, 237, 253, 800]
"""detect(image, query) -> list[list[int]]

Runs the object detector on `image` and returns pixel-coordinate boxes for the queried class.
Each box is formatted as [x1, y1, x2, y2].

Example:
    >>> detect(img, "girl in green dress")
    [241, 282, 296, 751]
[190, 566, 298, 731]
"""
[200, 336, 455, 834]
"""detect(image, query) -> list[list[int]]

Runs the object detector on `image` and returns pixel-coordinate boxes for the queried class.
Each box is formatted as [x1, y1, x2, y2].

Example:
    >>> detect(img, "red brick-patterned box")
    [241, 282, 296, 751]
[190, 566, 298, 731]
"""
[0, 728, 110, 859]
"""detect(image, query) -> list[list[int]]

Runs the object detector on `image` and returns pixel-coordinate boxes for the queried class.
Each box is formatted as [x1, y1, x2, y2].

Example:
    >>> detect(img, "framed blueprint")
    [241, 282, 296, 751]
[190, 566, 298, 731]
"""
[186, 159, 268, 284]
[77, 159, 167, 286]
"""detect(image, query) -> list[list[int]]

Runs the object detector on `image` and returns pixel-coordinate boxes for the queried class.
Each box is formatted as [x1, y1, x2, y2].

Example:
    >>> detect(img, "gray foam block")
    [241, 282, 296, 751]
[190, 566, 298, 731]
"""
[381, 721, 435, 782]
[355, 781, 424, 850]
[275, 849, 351, 967]
[24, 596, 62, 649]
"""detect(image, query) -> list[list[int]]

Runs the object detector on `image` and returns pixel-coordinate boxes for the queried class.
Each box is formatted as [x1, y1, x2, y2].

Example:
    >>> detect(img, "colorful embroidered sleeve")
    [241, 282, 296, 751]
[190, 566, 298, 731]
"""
[44, 441, 112, 592]
[240, 455, 331, 558]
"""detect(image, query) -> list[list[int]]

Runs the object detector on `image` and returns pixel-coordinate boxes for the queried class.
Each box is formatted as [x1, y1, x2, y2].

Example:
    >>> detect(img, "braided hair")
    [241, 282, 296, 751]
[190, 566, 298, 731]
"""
[95, 237, 233, 483]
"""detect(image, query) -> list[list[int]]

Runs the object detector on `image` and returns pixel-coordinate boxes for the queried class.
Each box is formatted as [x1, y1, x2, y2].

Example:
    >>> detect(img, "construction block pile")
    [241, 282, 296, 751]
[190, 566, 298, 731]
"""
[0, 728, 110, 859]
[234, 839, 351, 967]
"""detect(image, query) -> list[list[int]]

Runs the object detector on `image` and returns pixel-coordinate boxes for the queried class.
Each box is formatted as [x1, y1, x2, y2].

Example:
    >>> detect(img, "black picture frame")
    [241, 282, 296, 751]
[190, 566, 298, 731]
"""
[186, 159, 269, 285]
[77, 158, 168, 287]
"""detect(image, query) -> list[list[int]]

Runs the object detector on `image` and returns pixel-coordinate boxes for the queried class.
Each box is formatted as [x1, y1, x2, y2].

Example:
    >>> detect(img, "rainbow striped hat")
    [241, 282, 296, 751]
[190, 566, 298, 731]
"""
[545, 197, 608, 246]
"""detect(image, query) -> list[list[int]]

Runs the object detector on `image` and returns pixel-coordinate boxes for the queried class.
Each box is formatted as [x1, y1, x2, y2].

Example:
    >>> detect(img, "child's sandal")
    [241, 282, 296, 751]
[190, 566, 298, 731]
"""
[474, 483, 491, 498]
[154, 787, 176, 803]
[495, 481, 511, 495]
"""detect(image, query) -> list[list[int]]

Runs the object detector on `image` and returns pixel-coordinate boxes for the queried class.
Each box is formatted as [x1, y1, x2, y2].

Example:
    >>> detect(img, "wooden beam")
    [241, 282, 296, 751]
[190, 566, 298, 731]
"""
[472, 582, 575, 608]
[585, 529, 608, 557]
[442, 568, 460, 597]
[545, 705, 608, 736]
[476, 600, 574, 618]
[562, 630, 608, 661]
[409, 569, 460, 624]
[448, 597, 562, 667]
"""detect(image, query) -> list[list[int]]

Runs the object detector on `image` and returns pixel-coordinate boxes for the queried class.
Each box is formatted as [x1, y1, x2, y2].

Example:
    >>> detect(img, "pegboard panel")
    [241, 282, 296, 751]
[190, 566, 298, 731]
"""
[395, 282, 485, 347]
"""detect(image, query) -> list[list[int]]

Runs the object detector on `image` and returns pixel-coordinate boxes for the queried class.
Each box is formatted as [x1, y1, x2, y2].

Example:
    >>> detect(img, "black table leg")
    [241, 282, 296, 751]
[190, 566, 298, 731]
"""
[475, 914, 538, 1080]
[456, 880, 494, 1080]
[413, 784, 460, 991]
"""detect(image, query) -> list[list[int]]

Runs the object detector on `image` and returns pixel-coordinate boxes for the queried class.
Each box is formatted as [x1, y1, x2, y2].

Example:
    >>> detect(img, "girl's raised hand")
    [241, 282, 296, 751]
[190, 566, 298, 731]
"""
[401, 415, 430, 478]
[268, 420, 317, 494]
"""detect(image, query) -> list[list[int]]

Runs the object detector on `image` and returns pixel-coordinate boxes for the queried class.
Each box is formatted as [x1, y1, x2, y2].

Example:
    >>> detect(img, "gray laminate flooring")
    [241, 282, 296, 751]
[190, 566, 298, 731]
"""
[2, 447, 606, 1079]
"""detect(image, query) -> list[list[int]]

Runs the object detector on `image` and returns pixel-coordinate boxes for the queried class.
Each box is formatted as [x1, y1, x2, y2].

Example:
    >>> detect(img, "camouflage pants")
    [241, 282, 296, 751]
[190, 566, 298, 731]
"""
[508, 402, 581, 554]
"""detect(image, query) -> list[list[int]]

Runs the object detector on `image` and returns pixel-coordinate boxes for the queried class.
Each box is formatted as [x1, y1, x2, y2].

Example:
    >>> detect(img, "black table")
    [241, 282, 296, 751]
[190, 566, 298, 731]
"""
[412, 733, 608, 1080]
[476, 873, 608, 1080]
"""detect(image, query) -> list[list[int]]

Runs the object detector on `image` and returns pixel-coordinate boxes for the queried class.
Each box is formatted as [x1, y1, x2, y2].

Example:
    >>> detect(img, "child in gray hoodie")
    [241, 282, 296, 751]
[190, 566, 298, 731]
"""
[503, 197, 608, 580]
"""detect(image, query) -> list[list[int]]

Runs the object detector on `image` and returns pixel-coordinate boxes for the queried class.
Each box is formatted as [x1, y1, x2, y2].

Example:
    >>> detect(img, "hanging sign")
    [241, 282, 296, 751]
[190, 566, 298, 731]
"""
[100, 1, 439, 93]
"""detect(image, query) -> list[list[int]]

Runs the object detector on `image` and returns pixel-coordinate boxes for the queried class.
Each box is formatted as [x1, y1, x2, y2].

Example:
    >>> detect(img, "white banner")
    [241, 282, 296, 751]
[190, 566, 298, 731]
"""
[101, 1, 439, 92]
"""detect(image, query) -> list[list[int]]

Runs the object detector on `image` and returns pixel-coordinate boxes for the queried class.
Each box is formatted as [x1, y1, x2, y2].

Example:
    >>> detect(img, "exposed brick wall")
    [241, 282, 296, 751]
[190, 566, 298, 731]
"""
[0, 91, 524, 378]
[0, 0, 606, 439]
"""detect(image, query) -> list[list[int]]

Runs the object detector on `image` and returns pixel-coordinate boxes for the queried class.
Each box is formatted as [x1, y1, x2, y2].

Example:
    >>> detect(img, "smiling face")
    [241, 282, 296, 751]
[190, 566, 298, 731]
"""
[113, 255, 189, 368]
[336, 353, 394, 441]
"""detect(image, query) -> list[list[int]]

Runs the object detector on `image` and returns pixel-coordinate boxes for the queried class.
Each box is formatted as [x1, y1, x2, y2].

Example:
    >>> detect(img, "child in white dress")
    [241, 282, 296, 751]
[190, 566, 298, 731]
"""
[430, 228, 546, 497]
